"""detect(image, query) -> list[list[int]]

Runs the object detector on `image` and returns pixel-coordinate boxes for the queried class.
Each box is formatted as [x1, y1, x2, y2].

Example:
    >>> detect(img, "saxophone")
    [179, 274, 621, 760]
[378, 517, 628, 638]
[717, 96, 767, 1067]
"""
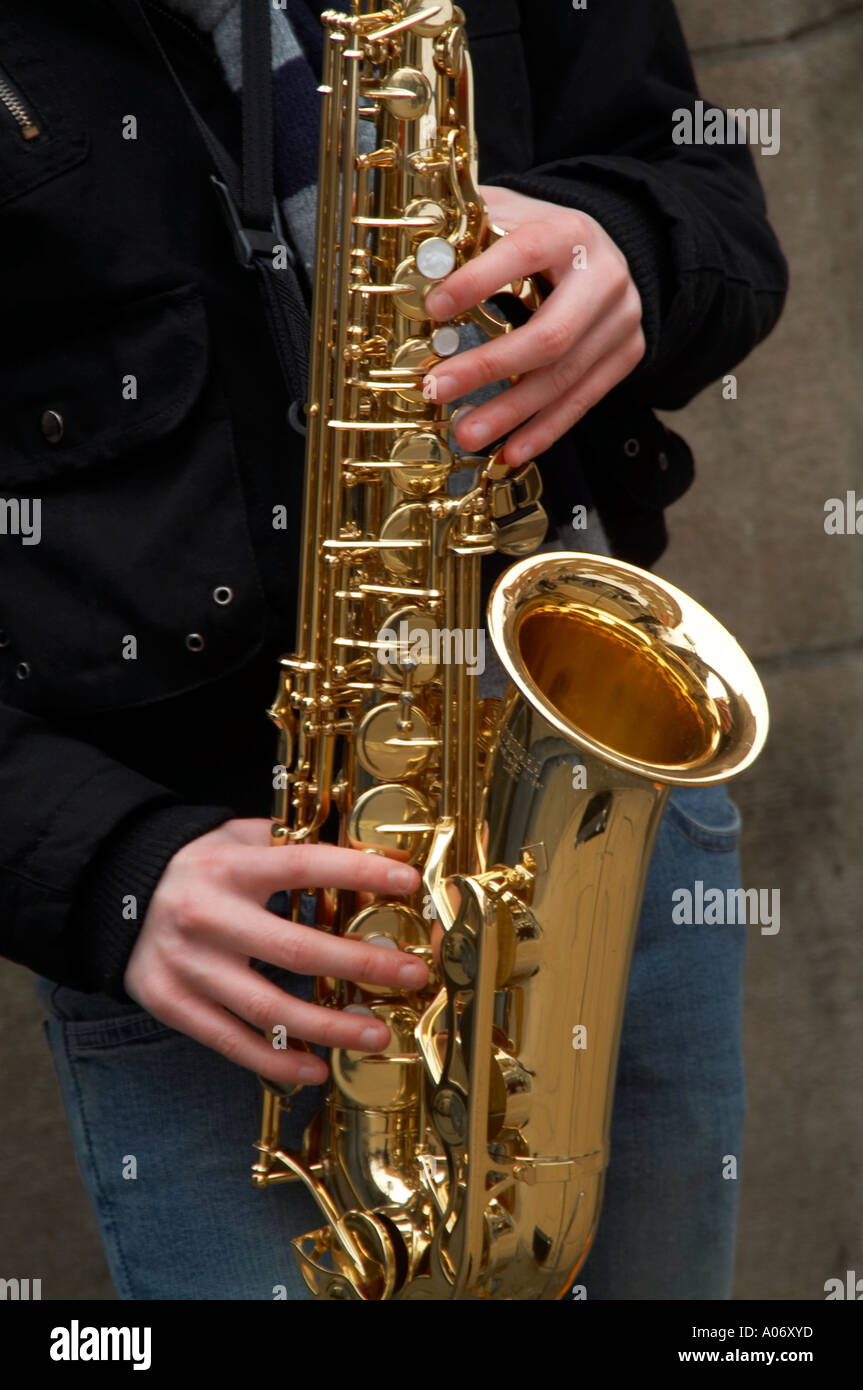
[252, 0, 769, 1300]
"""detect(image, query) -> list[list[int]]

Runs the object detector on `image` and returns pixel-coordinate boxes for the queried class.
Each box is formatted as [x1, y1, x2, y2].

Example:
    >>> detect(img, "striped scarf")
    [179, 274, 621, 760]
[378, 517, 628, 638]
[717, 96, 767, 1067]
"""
[161, 0, 326, 281]
[159, 0, 505, 417]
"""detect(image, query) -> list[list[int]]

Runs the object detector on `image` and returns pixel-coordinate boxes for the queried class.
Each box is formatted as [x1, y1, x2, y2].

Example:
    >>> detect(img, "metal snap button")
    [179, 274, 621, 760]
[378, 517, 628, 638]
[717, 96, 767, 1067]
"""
[15, 661, 30, 679]
[657, 451, 670, 471]
[288, 400, 307, 437]
[212, 586, 234, 606]
[623, 437, 640, 458]
[185, 633, 205, 652]
[40, 410, 65, 444]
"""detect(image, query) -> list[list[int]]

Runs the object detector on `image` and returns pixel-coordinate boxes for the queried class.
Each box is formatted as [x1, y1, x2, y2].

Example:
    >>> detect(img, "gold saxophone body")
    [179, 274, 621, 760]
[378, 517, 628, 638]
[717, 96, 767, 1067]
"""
[252, 0, 769, 1300]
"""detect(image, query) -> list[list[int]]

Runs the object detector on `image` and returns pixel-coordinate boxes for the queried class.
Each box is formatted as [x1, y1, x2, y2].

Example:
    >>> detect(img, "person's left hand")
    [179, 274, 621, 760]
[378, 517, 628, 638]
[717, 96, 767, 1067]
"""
[423, 186, 647, 469]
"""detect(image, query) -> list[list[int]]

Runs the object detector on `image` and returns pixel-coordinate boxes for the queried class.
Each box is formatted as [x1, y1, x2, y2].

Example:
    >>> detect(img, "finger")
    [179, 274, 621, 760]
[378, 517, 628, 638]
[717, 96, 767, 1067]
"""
[425, 221, 565, 322]
[203, 900, 430, 992]
[449, 309, 638, 458]
[501, 333, 646, 463]
[425, 307, 574, 404]
[424, 257, 611, 404]
[153, 989, 331, 1085]
[225, 842, 421, 900]
[191, 959, 394, 1054]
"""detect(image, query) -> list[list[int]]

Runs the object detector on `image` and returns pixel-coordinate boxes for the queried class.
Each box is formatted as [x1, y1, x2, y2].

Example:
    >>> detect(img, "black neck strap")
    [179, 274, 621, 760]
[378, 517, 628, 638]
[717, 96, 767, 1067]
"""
[127, 0, 310, 421]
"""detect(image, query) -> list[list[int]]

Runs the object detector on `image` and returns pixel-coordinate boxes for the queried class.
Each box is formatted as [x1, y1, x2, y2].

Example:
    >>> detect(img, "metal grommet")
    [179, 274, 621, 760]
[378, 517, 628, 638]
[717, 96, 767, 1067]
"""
[213, 586, 234, 606]
[657, 451, 670, 471]
[288, 400, 307, 437]
[185, 633, 205, 652]
[40, 409, 65, 444]
[15, 661, 30, 679]
[0, 631, 9, 648]
[623, 437, 640, 458]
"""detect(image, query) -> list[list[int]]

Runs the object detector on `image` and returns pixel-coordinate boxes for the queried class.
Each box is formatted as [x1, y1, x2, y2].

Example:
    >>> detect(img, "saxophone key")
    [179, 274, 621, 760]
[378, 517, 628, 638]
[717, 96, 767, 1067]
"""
[376, 607, 440, 683]
[391, 256, 438, 321]
[356, 702, 435, 779]
[344, 902, 432, 997]
[404, 0, 454, 38]
[347, 784, 434, 863]
[333, 1004, 421, 1109]
[388, 429, 452, 492]
[363, 68, 433, 121]
[379, 504, 431, 580]
[415, 236, 457, 282]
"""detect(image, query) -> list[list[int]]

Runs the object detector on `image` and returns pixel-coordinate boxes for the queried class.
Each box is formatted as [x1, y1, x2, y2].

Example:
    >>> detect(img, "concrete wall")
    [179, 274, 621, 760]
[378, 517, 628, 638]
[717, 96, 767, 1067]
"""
[0, 2, 859, 1302]
[663, 0, 863, 1300]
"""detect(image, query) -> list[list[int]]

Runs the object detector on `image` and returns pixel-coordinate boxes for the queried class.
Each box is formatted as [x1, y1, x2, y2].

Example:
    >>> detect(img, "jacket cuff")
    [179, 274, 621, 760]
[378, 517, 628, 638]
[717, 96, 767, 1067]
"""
[68, 800, 234, 1002]
[487, 169, 676, 374]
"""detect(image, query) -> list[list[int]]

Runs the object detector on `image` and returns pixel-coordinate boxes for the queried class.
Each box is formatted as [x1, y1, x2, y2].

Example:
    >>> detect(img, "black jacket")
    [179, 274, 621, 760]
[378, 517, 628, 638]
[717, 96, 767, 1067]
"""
[0, 0, 788, 997]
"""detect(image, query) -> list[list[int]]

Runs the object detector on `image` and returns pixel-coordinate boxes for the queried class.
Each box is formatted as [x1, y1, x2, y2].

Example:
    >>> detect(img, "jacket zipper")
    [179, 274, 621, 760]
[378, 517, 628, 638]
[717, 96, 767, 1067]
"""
[0, 68, 40, 139]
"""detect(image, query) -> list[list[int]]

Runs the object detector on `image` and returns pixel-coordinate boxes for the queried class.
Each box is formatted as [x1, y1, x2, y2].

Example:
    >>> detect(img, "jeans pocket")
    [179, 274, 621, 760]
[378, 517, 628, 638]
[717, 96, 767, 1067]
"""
[35, 976, 172, 1051]
[666, 784, 743, 852]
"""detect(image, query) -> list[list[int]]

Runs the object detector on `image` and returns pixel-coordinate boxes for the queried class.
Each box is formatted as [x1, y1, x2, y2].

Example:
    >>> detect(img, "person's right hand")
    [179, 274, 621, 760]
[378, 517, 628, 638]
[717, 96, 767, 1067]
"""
[123, 818, 428, 1087]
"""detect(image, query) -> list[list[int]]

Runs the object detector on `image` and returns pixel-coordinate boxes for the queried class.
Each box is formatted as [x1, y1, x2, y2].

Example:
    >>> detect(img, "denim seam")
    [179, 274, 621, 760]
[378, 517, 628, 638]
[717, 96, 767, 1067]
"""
[60, 1017, 173, 1051]
[665, 805, 742, 853]
[669, 828, 739, 853]
[55, 1022, 136, 1300]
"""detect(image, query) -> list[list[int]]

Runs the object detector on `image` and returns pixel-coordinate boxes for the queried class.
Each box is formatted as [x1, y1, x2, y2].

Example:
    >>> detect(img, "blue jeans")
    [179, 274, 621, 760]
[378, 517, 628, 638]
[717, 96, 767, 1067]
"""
[35, 784, 746, 1300]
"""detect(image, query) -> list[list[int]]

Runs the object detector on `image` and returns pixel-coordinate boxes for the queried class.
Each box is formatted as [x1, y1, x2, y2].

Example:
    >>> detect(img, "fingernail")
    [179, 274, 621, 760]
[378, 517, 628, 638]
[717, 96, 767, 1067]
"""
[426, 290, 456, 320]
[359, 1024, 390, 1050]
[508, 440, 533, 467]
[298, 1061, 326, 1083]
[388, 864, 419, 891]
[428, 372, 458, 401]
[398, 959, 428, 986]
[449, 403, 474, 432]
[460, 417, 488, 447]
